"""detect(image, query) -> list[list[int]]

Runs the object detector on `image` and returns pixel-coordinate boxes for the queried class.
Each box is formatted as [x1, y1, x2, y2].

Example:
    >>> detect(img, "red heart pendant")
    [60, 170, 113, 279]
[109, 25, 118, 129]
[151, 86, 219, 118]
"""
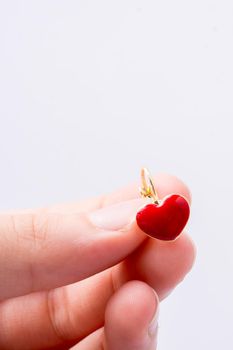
[136, 194, 190, 241]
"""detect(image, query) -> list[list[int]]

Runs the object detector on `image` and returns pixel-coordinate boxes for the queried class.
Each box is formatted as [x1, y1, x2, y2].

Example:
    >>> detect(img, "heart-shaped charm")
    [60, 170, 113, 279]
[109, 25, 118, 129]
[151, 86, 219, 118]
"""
[136, 194, 190, 241]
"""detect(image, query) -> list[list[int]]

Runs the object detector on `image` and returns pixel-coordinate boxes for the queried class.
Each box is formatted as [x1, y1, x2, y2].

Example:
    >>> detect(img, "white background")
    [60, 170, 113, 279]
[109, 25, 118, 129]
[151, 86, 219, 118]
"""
[0, 1, 233, 349]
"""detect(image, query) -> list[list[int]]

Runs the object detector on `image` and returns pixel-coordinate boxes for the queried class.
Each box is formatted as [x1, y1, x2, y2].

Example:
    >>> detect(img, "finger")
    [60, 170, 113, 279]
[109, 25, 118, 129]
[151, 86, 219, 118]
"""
[71, 281, 159, 350]
[0, 173, 191, 300]
[0, 198, 146, 300]
[115, 232, 196, 299]
[104, 280, 158, 350]
[47, 173, 191, 213]
[0, 233, 194, 350]
[3, 173, 190, 215]
[0, 174, 193, 349]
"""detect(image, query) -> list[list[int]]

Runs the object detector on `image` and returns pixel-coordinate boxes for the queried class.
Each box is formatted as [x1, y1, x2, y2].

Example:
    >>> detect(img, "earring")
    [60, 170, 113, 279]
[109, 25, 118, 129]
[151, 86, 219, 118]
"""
[136, 168, 190, 241]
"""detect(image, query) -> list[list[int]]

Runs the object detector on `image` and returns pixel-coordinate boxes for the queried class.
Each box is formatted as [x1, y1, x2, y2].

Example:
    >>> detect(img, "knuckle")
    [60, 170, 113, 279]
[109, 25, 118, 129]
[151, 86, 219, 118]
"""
[46, 287, 74, 342]
[30, 212, 50, 248]
[9, 212, 47, 249]
[10, 211, 60, 251]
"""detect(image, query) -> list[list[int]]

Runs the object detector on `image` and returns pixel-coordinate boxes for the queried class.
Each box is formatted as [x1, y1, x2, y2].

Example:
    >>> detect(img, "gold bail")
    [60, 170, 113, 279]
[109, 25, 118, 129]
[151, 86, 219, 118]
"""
[140, 167, 160, 204]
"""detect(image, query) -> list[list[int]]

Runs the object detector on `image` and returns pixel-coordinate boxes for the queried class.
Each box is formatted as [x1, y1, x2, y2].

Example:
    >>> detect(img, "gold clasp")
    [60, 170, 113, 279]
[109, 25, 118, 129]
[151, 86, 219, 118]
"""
[140, 167, 160, 204]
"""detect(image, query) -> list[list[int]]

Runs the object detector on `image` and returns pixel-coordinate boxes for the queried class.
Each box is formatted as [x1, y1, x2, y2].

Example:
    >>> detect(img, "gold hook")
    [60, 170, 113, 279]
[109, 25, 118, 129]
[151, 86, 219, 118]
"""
[140, 167, 160, 204]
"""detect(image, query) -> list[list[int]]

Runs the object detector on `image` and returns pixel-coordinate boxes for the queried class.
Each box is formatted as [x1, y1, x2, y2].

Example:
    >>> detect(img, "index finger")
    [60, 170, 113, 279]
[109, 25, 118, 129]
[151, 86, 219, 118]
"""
[0, 174, 191, 300]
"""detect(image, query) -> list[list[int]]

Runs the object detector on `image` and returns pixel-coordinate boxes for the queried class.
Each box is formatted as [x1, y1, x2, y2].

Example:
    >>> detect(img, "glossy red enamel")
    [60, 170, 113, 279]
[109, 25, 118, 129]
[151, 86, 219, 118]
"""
[136, 194, 190, 241]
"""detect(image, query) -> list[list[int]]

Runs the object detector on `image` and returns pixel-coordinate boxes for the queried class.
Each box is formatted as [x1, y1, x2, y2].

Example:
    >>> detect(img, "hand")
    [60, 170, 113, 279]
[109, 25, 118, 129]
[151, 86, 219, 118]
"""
[0, 174, 195, 350]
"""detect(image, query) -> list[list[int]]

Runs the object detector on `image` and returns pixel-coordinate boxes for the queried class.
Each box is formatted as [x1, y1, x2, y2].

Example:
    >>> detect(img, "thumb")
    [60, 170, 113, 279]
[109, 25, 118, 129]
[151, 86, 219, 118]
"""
[0, 198, 146, 300]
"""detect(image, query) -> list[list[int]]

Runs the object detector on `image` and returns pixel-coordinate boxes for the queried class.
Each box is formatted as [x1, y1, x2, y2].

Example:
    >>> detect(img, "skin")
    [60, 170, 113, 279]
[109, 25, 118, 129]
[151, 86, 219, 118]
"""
[0, 174, 196, 350]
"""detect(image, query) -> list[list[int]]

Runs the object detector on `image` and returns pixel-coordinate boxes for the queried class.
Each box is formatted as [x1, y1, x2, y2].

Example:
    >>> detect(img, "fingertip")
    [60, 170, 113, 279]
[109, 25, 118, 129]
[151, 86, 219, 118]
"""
[105, 280, 159, 329]
[104, 281, 159, 349]
[104, 172, 192, 207]
[120, 231, 196, 301]
[154, 173, 192, 205]
[155, 232, 196, 298]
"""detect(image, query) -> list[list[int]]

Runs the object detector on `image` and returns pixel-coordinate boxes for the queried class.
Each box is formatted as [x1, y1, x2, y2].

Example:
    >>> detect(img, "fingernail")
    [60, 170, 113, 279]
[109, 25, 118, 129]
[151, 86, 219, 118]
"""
[148, 293, 159, 337]
[88, 198, 148, 231]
